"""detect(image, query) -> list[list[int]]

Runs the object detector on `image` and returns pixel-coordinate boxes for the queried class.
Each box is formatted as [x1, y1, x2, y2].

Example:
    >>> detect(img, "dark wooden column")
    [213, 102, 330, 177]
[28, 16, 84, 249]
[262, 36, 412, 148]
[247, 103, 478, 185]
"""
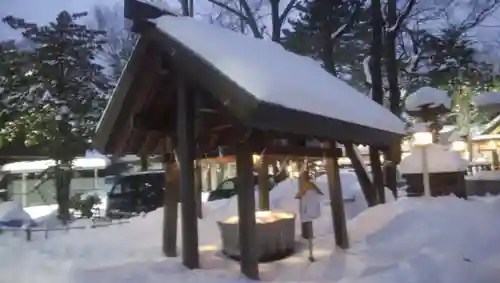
[325, 147, 349, 249]
[236, 141, 259, 279]
[162, 144, 179, 257]
[257, 155, 270, 210]
[177, 79, 199, 269]
[195, 161, 203, 219]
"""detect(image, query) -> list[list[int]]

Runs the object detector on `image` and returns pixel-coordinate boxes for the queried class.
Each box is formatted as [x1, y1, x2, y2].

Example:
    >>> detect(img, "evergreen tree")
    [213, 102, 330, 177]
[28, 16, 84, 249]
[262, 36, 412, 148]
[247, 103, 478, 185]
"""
[282, 0, 370, 90]
[2, 11, 111, 222]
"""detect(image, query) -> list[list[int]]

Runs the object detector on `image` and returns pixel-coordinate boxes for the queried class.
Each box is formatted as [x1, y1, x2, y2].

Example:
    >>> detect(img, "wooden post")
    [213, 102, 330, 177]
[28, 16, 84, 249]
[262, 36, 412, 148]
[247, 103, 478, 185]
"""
[297, 159, 313, 239]
[257, 155, 270, 211]
[162, 142, 179, 257]
[177, 78, 199, 269]
[492, 150, 499, 170]
[195, 160, 203, 219]
[140, 156, 149, 171]
[236, 141, 259, 280]
[325, 148, 349, 249]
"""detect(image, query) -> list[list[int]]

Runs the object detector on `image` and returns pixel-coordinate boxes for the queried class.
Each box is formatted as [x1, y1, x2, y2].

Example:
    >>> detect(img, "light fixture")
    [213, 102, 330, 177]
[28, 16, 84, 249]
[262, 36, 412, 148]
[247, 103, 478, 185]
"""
[451, 140, 467, 152]
[413, 131, 433, 147]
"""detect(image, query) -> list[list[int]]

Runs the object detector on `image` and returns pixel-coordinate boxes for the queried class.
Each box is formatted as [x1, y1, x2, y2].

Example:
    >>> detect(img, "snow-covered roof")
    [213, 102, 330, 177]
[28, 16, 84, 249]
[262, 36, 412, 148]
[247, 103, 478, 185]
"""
[95, 14, 406, 152]
[405, 87, 451, 111]
[0, 157, 110, 174]
[152, 16, 405, 136]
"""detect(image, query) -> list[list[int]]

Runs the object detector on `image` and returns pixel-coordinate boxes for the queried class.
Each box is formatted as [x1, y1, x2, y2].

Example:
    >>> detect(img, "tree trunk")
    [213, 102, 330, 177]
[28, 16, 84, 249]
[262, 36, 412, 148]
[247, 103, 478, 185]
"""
[383, 0, 406, 199]
[368, 0, 386, 204]
[55, 163, 72, 224]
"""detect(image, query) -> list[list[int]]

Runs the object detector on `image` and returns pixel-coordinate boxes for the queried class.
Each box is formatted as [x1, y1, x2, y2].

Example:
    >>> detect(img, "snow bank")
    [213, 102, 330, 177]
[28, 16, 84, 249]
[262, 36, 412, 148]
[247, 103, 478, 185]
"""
[399, 144, 468, 174]
[467, 171, 500, 181]
[154, 16, 405, 135]
[405, 87, 451, 111]
[473, 91, 500, 107]
[24, 204, 58, 220]
[0, 202, 32, 227]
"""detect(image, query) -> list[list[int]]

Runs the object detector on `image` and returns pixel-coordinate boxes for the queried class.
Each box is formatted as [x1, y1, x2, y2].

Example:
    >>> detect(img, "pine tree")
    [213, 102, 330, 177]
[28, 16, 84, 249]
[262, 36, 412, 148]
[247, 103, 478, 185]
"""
[282, 0, 370, 90]
[3, 11, 111, 222]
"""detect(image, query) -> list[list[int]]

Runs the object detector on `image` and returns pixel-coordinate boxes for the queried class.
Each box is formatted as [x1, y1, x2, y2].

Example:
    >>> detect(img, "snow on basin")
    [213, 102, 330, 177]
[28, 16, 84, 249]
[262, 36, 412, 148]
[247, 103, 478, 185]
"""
[399, 144, 468, 174]
[154, 16, 405, 135]
[405, 87, 451, 111]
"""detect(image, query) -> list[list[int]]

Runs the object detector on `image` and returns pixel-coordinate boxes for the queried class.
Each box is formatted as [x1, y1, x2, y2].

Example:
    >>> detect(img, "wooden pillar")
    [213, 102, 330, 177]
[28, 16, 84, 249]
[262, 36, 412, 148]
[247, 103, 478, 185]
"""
[257, 156, 270, 211]
[195, 161, 203, 219]
[297, 159, 313, 239]
[236, 141, 259, 280]
[140, 156, 149, 171]
[325, 149, 349, 249]
[177, 79, 199, 269]
[492, 150, 499, 170]
[162, 149, 179, 257]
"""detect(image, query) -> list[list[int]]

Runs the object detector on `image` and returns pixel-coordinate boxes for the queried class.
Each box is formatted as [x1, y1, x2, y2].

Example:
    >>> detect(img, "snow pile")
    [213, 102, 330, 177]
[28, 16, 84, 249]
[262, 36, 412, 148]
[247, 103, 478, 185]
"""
[0, 202, 32, 228]
[345, 196, 500, 283]
[399, 144, 468, 174]
[24, 204, 58, 220]
[405, 87, 451, 111]
[154, 16, 406, 135]
[467, 171, 500, 181]
[473, 92, 500, 108]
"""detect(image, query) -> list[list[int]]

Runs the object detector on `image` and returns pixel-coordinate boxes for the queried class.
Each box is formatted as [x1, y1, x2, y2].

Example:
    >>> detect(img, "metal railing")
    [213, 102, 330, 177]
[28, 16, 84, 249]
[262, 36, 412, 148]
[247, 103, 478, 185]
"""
[0, 217, 130, 241]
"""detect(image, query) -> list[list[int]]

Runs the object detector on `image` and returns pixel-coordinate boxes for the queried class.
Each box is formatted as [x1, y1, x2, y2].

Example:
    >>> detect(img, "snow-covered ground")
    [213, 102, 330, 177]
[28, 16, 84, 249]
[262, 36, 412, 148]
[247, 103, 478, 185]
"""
[0, 171, 499, 283]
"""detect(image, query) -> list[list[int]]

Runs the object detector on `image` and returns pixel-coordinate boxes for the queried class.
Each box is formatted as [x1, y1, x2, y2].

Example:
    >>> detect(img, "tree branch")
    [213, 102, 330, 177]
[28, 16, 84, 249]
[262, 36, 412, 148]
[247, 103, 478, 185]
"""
[332, 1, 362, 42]
[279, 0, 298, 26]
[207, 0, 248, 21]
[387, 0, 416, 34]
[238, 0, 262, 38]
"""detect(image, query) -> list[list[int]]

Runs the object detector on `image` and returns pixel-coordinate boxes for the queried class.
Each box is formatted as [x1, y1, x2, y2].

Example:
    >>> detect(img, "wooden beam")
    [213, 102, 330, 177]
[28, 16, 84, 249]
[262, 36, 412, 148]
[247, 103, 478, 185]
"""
[111, 49, 162, 155]
[176, 77, 199, 269]
[236, 140, 259, 280]
[325, 151, 349, 249]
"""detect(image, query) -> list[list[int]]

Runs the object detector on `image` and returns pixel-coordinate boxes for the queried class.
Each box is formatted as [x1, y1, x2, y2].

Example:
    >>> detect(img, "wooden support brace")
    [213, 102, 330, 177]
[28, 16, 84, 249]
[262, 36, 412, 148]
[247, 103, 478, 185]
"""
[325, 150, 349, 249]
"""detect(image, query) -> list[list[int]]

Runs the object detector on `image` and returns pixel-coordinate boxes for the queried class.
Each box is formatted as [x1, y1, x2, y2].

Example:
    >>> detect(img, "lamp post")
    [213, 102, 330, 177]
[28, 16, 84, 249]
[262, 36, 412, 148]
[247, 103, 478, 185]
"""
[413, 131, 433, 199]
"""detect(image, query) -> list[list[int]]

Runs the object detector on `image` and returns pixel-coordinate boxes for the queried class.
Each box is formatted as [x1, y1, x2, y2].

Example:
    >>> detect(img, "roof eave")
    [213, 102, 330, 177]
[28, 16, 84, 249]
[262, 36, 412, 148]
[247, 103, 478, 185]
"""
[93, 36, 149, 152]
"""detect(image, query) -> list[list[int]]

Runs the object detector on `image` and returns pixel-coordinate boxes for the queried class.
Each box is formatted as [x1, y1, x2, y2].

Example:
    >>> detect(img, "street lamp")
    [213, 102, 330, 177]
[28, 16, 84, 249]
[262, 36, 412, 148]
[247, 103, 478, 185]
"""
[413, 131, 433, 199]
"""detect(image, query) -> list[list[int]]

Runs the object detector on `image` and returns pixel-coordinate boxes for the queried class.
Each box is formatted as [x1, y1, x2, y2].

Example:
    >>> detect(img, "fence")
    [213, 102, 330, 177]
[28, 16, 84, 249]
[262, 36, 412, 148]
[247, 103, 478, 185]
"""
[0, 216, 132, 242]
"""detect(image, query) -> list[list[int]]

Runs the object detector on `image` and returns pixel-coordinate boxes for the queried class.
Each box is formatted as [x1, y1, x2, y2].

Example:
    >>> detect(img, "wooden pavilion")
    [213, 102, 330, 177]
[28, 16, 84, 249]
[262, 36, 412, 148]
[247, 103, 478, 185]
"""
[93, 0, 405, 279]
